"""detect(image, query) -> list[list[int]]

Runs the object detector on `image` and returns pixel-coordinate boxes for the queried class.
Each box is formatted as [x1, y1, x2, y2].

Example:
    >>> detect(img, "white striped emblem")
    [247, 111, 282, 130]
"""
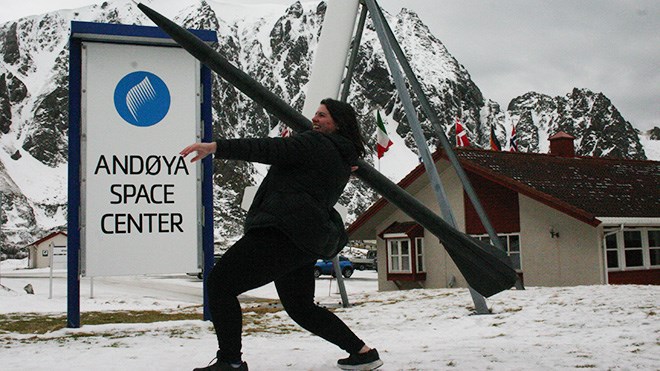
[125, 76, 157, 122]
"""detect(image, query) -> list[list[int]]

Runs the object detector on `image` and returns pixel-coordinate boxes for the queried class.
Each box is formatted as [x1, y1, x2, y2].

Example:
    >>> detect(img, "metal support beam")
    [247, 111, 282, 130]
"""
[333, 1, 369, 309]
[370, 2, 524, 290]
[363, 0, 489, 314]
[340, 4, 368, 102]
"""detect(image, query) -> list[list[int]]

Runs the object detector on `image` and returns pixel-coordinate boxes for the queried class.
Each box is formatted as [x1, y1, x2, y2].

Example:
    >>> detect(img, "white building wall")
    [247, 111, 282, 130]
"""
[422, 166, 469, 289]
[30, 234, 68, 269]
[376, 165, 470, 291]
[518, 196, 602, 286]
[376, 208, 407, 292]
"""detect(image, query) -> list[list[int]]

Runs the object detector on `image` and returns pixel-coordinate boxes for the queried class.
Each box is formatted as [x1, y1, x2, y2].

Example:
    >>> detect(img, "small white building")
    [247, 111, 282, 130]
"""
[27, 231, 67, 268]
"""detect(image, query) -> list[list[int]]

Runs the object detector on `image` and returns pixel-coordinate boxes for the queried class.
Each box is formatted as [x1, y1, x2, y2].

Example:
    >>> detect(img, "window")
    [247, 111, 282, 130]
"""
[648, 230, 660, 267]
[416, 237, 425, 273]
[623, 231, 643, 267]
[474, 233, 522, 271]
[605, 228, 660, 271]
[508, 235, 521, 271]
[388, 239, 411, 273]
[379, 221, 425, 281]
[605, 233, 619, 269]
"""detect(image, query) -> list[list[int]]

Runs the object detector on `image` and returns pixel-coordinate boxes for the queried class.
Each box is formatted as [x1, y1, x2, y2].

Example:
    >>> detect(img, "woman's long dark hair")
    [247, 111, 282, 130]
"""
[320, 98, 367, 158]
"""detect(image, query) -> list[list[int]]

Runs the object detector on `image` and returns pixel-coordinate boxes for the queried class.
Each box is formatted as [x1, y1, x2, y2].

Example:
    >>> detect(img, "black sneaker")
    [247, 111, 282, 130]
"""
[193, 359, 248, 371]
[337, 349, 383, 370]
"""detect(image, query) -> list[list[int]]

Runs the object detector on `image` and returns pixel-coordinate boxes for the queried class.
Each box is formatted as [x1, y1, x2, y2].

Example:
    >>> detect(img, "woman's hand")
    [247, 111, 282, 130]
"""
[180, 142, 217, 163]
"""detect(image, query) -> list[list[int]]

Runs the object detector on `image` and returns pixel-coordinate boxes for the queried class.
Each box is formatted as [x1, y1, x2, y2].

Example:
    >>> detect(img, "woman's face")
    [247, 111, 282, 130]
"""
[312, 104, 337, 134]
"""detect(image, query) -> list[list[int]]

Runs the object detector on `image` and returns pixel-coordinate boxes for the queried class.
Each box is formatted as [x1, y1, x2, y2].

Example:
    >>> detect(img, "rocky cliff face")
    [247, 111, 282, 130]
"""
[508, 89, 646, 158]
[0, 0, 653, 253]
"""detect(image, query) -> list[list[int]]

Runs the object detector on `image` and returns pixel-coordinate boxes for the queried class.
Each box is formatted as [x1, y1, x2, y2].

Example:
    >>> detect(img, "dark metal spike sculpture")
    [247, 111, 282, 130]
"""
[137, 3, 516, 297]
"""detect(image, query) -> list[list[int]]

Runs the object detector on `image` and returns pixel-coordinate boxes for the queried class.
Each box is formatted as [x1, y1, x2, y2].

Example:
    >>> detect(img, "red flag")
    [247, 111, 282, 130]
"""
[456, 118, 469, 147]
[269, 122, 291, 138]
[281, 124, 291, 137]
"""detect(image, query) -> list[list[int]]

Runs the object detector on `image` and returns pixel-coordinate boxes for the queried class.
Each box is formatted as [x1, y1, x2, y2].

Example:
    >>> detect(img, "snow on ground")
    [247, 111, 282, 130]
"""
[1, 258, 658, 370]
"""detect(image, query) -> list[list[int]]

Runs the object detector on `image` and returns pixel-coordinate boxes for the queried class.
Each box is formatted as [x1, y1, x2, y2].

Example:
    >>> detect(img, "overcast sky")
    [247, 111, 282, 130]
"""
[1, 0, 658, 131]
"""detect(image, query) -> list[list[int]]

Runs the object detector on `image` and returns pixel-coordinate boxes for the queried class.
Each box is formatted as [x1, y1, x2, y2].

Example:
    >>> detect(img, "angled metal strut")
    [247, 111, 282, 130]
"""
[367, 0, 523, 291]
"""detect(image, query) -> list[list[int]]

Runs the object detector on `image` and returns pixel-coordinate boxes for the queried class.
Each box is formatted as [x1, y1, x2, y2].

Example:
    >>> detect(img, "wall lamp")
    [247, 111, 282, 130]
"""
[550, 227, 560, 239]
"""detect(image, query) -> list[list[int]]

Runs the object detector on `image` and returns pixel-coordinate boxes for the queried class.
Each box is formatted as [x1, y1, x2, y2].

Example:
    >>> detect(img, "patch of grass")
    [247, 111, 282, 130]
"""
[242, 318, 299, 335]
[0, 307, 203, 335]
[242, 300, 284, 315]
[241, 303, 300, 335]
[0, 302, 292, 345]
[0, 313, 67, 334]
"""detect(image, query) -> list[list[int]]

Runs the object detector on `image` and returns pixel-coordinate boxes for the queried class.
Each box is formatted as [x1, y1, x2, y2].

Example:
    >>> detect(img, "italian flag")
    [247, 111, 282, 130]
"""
[376, 111, 393, 158]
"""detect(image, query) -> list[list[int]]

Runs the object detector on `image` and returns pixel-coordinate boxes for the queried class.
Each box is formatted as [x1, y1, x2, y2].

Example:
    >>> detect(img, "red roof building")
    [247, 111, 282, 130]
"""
[349, 133, 659, 290]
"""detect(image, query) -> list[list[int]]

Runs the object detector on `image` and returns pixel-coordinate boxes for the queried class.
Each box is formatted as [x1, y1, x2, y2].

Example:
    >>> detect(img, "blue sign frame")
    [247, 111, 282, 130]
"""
[68, 21, 216, 327]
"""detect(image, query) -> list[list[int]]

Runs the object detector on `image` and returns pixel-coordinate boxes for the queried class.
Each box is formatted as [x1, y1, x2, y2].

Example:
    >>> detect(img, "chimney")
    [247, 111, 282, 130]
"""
[548, 132, 576, 157]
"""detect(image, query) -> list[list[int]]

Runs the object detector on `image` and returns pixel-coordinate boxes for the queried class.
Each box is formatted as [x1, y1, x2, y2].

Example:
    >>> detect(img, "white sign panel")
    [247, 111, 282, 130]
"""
[52, 245, 68, 270]
[81, 42, 200, 276]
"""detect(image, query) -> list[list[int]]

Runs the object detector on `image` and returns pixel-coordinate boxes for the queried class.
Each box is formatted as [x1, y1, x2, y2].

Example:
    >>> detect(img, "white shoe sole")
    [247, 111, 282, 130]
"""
[337, 359, 384, 370]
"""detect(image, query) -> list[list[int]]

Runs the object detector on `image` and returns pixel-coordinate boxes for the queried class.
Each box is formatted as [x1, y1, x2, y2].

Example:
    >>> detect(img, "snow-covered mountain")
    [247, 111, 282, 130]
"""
[507, 89, 646, 158]
[0, 0, 657, 254]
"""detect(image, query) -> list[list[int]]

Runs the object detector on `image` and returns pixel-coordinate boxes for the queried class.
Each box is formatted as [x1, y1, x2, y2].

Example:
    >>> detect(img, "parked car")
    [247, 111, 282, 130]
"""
[349, 250, 377, 271]
[187, 254, 222, 279]
[314, 256, 354, 278]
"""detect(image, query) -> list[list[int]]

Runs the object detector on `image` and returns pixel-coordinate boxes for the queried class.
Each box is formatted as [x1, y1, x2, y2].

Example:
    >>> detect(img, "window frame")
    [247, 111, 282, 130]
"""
[605, 233, 620, 269]
[387, 238, 412, 273]
[415, 237, 425, 273]
[605, 227, 660, 271]
[380, 222, 426, 282]
[648, 230, 660, 267]
[623, 230, 644, 268]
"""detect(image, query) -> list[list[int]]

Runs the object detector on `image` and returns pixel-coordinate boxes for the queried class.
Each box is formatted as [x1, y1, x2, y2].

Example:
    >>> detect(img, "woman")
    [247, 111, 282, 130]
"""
[180, 99, 383, 371]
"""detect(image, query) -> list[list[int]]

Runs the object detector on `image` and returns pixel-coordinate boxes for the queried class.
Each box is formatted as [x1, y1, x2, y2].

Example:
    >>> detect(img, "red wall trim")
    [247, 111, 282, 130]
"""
[464, 173, 520, 234]
[608, 269, 660, 285]
[387, 272, 427, 282]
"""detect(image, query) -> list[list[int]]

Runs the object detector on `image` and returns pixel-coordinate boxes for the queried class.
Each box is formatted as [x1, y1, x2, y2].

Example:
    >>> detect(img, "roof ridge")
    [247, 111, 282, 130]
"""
[450, 147, 659, 164]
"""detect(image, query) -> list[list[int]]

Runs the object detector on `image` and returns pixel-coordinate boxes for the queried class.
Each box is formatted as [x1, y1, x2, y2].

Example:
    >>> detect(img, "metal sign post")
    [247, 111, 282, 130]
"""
[49, 244, 67, 299]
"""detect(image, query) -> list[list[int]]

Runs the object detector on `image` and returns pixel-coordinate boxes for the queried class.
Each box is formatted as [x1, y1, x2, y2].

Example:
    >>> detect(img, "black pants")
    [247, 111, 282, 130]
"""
[207, 227, 365, 363]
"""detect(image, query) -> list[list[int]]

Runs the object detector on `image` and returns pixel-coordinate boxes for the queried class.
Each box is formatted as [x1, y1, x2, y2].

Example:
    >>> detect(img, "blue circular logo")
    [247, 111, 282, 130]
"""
[114, 71, 170, 127]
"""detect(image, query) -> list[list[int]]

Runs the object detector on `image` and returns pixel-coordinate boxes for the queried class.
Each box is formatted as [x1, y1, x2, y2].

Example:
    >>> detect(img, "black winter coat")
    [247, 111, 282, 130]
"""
[214, 130, 358, 258]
